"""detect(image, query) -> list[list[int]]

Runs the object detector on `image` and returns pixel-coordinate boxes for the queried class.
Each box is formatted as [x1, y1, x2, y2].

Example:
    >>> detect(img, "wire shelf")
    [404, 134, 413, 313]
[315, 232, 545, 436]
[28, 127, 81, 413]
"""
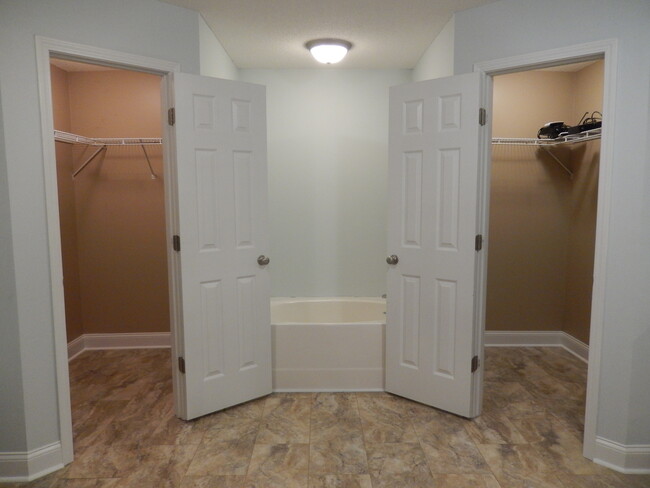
[492, 128, 601, 146]
[54, 130, 161, 146]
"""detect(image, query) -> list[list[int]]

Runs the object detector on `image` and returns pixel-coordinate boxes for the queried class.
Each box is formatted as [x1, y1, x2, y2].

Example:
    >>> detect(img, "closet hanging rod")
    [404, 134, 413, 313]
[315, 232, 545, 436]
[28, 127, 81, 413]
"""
[54, 130, 162, 146]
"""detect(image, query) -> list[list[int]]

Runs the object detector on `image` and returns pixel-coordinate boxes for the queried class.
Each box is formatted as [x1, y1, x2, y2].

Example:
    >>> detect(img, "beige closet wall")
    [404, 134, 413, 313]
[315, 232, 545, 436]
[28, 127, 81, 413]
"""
[487, 62, 601, 342]
[564, 61, 603, 343]
[51, 65, 84, 342]
[52, 66, 169, 338]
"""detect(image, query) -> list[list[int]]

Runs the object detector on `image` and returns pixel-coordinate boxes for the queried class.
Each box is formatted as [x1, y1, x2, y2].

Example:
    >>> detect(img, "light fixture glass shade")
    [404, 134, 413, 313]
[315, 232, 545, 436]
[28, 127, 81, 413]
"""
[306, 39, 352, 64]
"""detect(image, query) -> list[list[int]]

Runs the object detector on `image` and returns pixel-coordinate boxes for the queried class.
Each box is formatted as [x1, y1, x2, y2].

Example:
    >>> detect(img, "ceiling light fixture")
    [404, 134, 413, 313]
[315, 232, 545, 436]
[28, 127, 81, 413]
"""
[305, 39, 352, 64]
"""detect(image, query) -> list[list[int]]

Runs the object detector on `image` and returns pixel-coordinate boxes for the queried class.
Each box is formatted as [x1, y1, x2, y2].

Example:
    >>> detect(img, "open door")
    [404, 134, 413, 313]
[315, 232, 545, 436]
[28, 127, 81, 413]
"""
[170, 73, 271, 420]
[386, 73, 482, 418]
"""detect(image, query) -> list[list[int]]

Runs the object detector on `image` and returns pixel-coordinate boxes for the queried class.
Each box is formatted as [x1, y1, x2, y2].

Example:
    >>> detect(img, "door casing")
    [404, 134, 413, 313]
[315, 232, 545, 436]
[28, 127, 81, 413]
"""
[473, 38, 618, 462]
[35, 36, 182, 464]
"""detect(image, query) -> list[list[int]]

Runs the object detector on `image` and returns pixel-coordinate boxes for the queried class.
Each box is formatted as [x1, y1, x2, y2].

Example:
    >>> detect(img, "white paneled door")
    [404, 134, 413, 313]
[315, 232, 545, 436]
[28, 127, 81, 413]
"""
[386, 73, 482, 418]
[171, 73, 271, 420]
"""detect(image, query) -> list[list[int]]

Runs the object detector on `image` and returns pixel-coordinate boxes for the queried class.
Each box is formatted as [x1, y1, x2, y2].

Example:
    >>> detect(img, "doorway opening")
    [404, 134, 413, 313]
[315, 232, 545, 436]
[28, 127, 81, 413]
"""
[49, 55, 174, 453]
[484, 57, 603, 452]
[36, 36, 182, 465]
[475, 40, 616, 463]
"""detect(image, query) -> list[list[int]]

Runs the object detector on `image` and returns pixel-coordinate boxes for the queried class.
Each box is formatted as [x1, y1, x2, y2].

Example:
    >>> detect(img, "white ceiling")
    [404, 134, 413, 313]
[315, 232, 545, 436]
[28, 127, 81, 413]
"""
[161, 0, 499, 69]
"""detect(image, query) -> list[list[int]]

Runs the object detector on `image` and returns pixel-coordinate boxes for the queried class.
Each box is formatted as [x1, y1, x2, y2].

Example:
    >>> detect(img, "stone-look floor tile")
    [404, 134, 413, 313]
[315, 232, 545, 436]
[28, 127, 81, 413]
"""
[245, 444, 309, 488]
[418, 428, 491, 474]
[201, 418, 260, 444]
[477, 443, 562, 488]
[36, 348, 635, 488]
[186, 434, 256, 476]
[512, 416, 608, 476]
[72, 401, 130, 450]
[311, 393, 359, 419]
[178, 476, 246, 488]
[256, 395, 311, 444]
[310, 414, 364, 443]
[1, 471, 62, 488]
[509, 414, 580, 444]
[64, 444, 141, 478]
[365, 443, 435, 487]
[309, 437, 368, 475]
[113, 445, 197, 488]
[482, 381, 546, 419]
[430, 474, 502, 488]
[50, 480, 122, 488]
[555, 473, 649, 488]
[308, 474, 373, 488]
[465, 413, 528, 445]
[119, 383, 171, 423]
[611, 473, 650, 488]
[523, 348, 588, 384]
[196, 398, 266, 429]
[357, 395, 418, 443]
[519, 374, 577, 403]
[148, 416, 206, 445]
[83, 418, 159, 449]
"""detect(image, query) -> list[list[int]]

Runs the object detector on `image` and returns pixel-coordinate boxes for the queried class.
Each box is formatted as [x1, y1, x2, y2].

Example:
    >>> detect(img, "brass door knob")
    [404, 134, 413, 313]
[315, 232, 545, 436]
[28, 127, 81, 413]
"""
[257, 255, 270, 266]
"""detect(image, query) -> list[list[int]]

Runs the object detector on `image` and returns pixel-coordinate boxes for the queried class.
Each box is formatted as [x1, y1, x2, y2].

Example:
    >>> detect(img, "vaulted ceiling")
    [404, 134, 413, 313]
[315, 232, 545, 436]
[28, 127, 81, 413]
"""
[161, 0, 499, 69]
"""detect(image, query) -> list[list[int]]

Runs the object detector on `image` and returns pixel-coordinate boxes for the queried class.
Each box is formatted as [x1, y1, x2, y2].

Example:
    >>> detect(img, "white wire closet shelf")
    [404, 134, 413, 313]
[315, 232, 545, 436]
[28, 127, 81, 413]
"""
[491, 127, 601, 146]
[54, 130, 161, 146]
[491, 128, 601, 178]
[54, 130, 161, 179]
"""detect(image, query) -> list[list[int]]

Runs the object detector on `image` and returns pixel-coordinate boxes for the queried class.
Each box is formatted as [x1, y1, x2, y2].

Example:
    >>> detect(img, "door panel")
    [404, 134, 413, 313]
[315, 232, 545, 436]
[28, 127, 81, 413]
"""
[172, 73, 271, 420]
[386, 73, 481, 418]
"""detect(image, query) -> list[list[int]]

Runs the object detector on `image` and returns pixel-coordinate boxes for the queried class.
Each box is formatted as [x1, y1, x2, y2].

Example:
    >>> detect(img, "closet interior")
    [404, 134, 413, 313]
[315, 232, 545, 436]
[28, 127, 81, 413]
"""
[50, 58, 169, 356]
[487, 59, 603, 351]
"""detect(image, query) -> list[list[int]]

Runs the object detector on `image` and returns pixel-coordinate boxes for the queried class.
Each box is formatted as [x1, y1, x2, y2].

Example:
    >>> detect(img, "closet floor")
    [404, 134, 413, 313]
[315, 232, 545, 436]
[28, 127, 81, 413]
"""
[5, 348, 649, 488]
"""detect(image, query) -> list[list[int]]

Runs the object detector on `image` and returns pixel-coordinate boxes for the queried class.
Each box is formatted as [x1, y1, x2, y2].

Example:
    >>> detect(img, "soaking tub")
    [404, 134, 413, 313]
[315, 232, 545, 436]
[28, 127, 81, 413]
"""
[271, 297, 386, 391]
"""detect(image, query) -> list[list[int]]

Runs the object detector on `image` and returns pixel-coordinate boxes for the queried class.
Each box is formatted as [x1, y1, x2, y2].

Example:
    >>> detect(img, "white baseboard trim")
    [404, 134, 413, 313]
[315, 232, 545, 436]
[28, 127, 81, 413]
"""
[592, 437, 650, 474]
[66, 335, 85, 360]
[484, 330, 589, 362]
[68, 332, 171, 359]
[273, 367, 384, 392]
[0, 442, 64, 482]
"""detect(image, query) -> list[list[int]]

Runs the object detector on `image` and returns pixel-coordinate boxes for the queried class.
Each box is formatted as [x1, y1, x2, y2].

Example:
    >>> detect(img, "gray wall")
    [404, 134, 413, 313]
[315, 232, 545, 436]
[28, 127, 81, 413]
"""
[0, 83, 27, 453]
[0, 0, 201, 455]
[240, 69, 412, 297]
[454, 0, 650, 446]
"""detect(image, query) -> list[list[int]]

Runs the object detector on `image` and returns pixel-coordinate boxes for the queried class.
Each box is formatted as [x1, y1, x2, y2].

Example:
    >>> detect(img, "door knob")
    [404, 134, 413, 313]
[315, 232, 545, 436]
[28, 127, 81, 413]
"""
[257, 255, 270, 266]
[386, 255, 399, 265]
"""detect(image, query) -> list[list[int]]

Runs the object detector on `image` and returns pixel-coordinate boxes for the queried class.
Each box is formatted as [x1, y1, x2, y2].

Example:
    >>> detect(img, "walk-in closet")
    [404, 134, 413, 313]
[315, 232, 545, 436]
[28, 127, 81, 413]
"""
[50, 58, 169, 357]
[486, 59, 603, 428]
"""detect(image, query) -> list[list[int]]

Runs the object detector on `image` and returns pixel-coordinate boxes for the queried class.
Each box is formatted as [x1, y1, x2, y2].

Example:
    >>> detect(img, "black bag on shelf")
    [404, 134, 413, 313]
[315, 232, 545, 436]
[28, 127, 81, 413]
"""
[537, 111, 602, 139]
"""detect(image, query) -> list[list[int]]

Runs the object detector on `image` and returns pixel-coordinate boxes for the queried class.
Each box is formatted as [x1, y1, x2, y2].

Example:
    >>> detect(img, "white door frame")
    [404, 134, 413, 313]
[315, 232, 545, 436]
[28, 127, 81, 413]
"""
[35, 36, 182, 464]
[473, 39, 618, 461]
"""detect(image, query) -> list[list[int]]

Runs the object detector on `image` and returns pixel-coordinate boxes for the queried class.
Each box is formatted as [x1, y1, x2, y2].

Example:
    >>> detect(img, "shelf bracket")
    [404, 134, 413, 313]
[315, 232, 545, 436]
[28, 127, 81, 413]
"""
[140, 140, 158, 180]
[72, 145, 107, 178]
[540, 146, 573, 178]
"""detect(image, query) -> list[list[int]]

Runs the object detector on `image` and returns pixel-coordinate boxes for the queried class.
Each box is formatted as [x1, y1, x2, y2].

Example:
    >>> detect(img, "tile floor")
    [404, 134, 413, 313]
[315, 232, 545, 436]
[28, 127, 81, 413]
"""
[3, 347, 649, 487]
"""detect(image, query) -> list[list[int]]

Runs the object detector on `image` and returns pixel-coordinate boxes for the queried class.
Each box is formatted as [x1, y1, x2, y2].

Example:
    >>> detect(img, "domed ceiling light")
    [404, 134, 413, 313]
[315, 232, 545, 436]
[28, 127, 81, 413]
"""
[305, 39, 352, 64]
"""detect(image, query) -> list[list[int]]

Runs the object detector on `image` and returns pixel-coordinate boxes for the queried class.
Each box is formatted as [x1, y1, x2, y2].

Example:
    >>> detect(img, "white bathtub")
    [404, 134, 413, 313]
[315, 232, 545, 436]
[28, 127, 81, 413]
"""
[271, 297, 386, 391]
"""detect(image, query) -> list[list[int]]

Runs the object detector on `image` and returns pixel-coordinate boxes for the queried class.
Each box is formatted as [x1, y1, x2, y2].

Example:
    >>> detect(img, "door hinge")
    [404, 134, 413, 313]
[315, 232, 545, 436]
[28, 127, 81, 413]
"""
[178, 357, 186, 374]
[173, 235, 181, 252]
[168, 107, 175, 126]
[475, 234, 483, 251]
[479, 108, 487, 126]
[471, 355, 480, 373]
